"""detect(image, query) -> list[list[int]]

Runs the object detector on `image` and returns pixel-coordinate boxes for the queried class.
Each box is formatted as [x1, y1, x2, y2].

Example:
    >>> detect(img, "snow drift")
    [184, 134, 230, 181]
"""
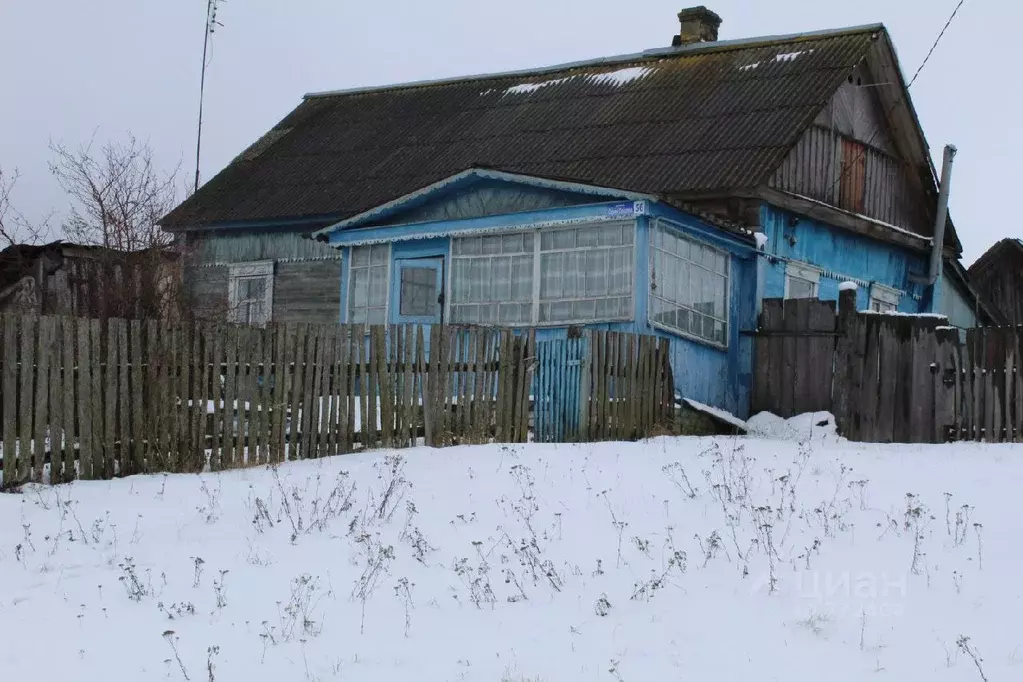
[0, 413, 1019, 681]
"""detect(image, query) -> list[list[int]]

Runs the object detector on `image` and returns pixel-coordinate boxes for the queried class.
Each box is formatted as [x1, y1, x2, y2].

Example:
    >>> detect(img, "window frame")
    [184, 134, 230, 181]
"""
[869, 282, 900, 313]
[647, 219, 731, 349]
[445, 221, 637, 327]
[227, 260, 274, 327]
[346, 243, 391, 326]
[784, 262, 822, 300]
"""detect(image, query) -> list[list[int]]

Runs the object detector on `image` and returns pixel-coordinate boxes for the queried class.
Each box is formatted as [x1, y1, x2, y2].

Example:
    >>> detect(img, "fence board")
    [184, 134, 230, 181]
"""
[76, 319, 94, 480]
[61, 318, 76, 479]
[18, 317, 35, 482]
[47, 318, 64, 481]
[2, 317, 16, 486]
[375, 325, 393, 449]
[34, 318, 52, 481]
[89, 320, 104, 478]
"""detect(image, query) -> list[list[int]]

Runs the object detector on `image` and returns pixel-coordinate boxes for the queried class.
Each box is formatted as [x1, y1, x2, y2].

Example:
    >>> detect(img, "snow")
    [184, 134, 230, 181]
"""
[502, 66, 653, 96]
[586, 66, 652, 87]
[2, 415, 1021, 682]
[754, 232, 769, 249]
[839, 281, 858, 292]
[502, 77, 571, 95]
[682, 398, 747, 432]
[738, 61, 761, 71]
[862, 310, 949, 319]
[775, 51, 805, 62]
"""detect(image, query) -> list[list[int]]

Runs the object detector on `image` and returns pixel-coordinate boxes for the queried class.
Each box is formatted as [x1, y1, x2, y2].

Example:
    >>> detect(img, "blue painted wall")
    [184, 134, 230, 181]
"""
[759, 204, 929, 313]
[327, 188, 759, 417]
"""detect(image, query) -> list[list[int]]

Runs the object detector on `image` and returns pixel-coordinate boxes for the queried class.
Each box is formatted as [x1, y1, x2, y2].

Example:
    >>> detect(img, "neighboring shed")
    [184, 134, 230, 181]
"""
[0, 241, 180, 319]
[968, 238, 1023, 325]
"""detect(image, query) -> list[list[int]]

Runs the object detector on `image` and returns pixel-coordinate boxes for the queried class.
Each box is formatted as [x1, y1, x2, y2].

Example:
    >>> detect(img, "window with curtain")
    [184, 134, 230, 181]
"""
[348, 244, 389, 324]
[649, 222, 729, 346]
[539, 223, 633, 323]
[449, 221, 635, 326]
[450, 232, 534, 324]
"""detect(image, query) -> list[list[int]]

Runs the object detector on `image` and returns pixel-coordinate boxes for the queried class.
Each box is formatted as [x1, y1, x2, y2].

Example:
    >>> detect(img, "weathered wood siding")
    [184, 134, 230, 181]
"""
[273, 261, 341, 324]
[184, 265, 228, 320]
[769, 67, 931, 236]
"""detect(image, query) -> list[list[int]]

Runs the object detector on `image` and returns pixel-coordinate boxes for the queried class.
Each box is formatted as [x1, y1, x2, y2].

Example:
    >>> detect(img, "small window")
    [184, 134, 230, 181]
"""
[400, 266, 437, 317]
[785, 262, 821, 300]
[348, 244, 389, 324]
[869, 283, 900, 313]
[228, 261, 274, 326]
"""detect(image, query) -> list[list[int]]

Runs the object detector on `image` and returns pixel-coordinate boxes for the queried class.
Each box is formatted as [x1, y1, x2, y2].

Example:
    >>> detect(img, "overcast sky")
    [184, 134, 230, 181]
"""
[1, 0, 1019, 264]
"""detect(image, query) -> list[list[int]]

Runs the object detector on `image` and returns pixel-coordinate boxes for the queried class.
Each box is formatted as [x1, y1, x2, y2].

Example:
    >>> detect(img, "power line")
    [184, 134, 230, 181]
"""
[818, 0, 970, 208]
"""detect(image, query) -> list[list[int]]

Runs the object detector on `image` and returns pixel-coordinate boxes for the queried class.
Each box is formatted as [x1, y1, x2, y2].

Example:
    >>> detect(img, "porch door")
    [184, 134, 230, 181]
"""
[393, 257, 445, 325]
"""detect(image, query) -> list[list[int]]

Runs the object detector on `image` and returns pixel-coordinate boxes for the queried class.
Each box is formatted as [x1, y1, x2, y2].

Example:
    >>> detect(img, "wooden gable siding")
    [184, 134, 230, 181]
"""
[971, 244, 1023, 326]
[769, 68, 931, 237]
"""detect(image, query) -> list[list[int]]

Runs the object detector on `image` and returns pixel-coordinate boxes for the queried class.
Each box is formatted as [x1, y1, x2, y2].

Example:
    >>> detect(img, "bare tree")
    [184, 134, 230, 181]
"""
[49, 133, 179, 251]
[0, 166, 48, 247]
[46, 135, 185, 319]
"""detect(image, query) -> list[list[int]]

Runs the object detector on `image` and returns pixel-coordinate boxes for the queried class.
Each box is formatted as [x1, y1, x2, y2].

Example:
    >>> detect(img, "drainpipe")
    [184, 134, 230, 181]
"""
[927, 144, 957, 285]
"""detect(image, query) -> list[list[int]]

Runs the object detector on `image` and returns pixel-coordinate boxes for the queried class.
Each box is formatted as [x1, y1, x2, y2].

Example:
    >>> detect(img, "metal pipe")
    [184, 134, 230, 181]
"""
[927, 144, 957, 284]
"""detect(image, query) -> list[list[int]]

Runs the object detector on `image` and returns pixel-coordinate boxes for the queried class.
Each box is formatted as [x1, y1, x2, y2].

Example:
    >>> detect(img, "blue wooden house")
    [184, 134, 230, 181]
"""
[161, 8, 994, 418]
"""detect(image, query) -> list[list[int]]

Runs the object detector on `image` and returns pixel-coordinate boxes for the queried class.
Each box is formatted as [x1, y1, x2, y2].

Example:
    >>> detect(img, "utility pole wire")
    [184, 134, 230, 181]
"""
[194, 0, 225, 194]
[821, 0, 969, 205]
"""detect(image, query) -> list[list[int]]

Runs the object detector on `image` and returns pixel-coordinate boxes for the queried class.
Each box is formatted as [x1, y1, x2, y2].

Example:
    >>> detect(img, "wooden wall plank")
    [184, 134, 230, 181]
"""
[89, 320, 105, 479]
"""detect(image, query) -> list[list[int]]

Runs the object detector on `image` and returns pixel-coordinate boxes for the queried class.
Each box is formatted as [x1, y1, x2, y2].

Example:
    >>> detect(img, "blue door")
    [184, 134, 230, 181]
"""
[392, 257, 445, 325]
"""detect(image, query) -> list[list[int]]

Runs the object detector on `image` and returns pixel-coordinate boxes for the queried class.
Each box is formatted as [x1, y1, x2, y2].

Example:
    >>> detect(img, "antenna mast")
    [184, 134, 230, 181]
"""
[194, 0, 224, 194]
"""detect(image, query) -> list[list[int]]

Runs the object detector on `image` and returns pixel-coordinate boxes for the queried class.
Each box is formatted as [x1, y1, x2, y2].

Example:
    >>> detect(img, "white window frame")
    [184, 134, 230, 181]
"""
[784, 262, 821, 300]
[648, 220, 730, 348]
[869, 282, 900, 313]
[227, 260, 274, 327]
[346, 243, 391, 325]
[445, 221, 636, 327]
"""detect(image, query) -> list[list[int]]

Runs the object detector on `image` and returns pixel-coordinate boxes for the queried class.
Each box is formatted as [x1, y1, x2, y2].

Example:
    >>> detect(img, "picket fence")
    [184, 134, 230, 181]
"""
[0, 315, 675, 487]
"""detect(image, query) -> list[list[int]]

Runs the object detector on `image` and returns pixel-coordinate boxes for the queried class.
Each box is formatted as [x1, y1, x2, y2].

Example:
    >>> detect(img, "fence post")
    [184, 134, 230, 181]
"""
[833, 286, 858, 438]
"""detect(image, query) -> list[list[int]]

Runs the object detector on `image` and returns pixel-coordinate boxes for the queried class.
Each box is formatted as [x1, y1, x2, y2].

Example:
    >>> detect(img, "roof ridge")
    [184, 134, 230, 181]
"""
[303, 23, 884, 100]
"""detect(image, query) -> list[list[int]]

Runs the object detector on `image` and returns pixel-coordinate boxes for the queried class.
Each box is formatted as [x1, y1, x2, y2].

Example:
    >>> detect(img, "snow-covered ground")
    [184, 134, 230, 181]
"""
[1, 412, 1019, 681]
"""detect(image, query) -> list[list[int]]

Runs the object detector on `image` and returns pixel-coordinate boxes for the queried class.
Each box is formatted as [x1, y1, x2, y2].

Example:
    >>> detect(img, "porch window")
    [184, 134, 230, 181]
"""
[449, 221, 635, 326]
[649, 222, 729, 346]
[539, 223, 633, 323]
[450, 232, 534, 324]
[785, 262, 821, 300]
[348, 244, 389, 324]
[227, 261, 274, 326]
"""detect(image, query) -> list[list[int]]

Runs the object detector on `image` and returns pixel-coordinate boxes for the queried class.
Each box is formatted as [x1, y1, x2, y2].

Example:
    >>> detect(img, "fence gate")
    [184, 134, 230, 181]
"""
[751, 298, 838, 418]
[532, 336, 587, 442]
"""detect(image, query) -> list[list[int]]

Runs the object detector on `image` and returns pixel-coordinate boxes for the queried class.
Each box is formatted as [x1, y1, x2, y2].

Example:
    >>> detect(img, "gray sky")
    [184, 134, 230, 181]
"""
[1, 0, 1019, 264]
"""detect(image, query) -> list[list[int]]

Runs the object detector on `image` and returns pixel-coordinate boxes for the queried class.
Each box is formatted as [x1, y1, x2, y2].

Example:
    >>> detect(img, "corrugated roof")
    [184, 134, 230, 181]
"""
[161, 26, 880, 229]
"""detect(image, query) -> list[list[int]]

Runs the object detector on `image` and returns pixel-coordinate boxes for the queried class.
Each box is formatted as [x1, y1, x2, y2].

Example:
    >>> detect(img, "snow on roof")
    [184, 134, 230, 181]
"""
[839, 281, 858, 291]
[502, 66, 653, 97]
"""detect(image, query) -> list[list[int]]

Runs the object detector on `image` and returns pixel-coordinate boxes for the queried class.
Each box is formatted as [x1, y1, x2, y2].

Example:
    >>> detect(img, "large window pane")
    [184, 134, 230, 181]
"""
[649, 222, 728, 346]
[400, 267, 437, 316]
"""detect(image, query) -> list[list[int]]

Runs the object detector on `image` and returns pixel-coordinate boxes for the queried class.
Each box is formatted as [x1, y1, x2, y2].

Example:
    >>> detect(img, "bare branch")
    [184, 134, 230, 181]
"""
[0, 166, 50, 248]
[48, 134, 180, 251]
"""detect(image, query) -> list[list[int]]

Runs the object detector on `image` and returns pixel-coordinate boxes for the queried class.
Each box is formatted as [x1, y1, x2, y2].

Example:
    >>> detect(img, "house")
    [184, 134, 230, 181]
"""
[969, 238, 1023, 326]
[161, 7, 988, 416]
[0, 240, 180, 319]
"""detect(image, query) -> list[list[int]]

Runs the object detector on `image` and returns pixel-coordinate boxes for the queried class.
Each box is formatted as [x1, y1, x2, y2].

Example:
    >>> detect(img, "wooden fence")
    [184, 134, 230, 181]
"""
[0, 315, 674, 487]
[751, 292, 1023, 443]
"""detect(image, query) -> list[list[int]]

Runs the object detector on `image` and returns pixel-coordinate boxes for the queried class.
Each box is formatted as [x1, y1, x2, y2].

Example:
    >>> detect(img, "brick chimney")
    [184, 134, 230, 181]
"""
[672, 6, 722, 46]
